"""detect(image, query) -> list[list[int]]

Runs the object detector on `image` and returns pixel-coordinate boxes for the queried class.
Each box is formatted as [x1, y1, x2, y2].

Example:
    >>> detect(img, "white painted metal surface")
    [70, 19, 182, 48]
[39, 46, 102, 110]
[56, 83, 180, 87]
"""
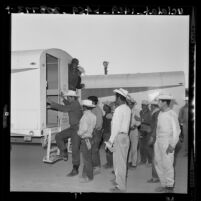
[11, 48, 72, 137]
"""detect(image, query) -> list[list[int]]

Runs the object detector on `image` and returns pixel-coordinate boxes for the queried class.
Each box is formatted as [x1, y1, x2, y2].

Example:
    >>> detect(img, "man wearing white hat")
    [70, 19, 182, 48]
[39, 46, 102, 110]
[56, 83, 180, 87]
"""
[77, 100, 96, 183]
[154, 93, 181, 193]
[47, 90, 83, 176]
[178, 96, 189, 156]
[105, 88, 131, 192]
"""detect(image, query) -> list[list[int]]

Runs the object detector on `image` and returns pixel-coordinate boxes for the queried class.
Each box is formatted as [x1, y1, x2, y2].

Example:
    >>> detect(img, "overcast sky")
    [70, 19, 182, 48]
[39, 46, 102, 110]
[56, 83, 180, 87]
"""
[11, 14, 189, 87]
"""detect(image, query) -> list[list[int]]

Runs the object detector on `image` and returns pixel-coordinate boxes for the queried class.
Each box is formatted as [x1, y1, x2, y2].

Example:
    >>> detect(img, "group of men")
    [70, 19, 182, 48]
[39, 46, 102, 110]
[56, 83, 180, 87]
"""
[46, 58, 189, 193]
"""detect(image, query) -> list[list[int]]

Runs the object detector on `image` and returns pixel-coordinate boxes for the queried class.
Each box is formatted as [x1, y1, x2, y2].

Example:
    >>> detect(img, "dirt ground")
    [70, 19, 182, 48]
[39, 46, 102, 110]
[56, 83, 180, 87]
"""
[10, 143, 187, 193]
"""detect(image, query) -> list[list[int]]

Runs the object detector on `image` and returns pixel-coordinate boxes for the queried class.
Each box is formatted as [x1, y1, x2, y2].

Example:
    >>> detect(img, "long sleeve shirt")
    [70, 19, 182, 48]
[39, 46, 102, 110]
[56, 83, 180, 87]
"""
[130, 107, 141, 128]
[77, 110, 96, 138]
[92, 105, 103, 130]
[50, 100, 83, 126]
[156, 109, 181, 148]
[109, 104, 131, 144]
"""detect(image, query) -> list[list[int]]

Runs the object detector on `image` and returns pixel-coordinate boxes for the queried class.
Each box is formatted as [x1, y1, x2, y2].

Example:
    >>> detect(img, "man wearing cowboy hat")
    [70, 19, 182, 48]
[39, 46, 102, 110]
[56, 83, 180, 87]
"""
[154, 93, 181, 193]
[178, 96, 189, 157]
[105, 88, 131, 192]
[77, 100, 96, 183]
[147, 99, 160, 183]
[68, 58, 85, 90]
[47, 90, 83, 176]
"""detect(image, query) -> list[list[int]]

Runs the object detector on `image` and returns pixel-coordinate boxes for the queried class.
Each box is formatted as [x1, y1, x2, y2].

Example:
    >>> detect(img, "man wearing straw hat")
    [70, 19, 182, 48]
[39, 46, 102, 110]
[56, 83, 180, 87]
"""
[154, 93, 181, 193]
[105, 88, 131, 192]
[47, 90, 83, 176]
[77, 100, 96, 183]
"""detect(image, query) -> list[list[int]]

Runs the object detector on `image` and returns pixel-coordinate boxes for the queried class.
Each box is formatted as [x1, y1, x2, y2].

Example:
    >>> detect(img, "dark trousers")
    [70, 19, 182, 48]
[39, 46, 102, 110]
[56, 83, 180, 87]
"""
[80, 138, 93, 180]
[102, 132, 113, 166]
[55, 125, 81, 166]
[139, 132, 152, 164]
[92, 129, 102, 168]
[149, 144, 159, 179]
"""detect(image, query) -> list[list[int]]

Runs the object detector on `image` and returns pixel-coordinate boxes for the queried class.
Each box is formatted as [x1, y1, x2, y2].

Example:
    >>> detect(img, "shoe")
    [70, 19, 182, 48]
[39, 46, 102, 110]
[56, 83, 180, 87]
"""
[147, 178, 160, 183]
[93, 167, 101, 175]
[110, 186, 125, 193]
[103, 163, 113, 169]
[165, 187, 174, 193]
[146, 163, 152, 167]
[110, 178, 118, 186]
[67, 168, 79, 177]
[79, 177, 93, 183]
[61, 150, 68, 161]
[155, 186, 166, 193]
[111, 170, 115, 174]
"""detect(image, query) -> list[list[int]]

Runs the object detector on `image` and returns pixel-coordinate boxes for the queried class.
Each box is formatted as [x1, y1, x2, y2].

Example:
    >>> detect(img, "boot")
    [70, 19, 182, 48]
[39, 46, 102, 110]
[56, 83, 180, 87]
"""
[67, 165, 79, 177]
[61, 149, 68, 161]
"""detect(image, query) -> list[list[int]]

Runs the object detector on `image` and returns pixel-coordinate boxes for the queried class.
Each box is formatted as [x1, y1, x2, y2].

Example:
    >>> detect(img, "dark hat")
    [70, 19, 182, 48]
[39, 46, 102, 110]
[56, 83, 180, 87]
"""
[88, 96, 98, 104]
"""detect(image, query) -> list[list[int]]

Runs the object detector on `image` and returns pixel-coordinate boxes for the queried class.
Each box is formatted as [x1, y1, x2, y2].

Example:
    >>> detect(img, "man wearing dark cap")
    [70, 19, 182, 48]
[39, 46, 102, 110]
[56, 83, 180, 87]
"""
[68, 58, 84, 91]
[88, 96, 103, 175]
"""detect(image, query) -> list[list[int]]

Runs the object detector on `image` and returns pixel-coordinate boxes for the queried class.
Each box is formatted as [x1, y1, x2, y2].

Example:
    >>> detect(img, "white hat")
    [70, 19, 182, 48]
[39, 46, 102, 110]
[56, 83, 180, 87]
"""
[141, 100, 149, 105]
[82, 100, 95, 107]
[113, 88, 129, 98]
[102, 100, 112, 107]
[184, 97, 189, 101]
[63, 90, 78, 97]
[150, 99, 158, 105]
[158, 93, 173, 100]
[78, 66, 85, 74]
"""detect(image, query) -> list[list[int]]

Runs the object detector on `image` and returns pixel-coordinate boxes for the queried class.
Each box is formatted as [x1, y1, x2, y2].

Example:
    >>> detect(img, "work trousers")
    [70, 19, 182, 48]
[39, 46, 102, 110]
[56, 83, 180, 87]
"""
[102, 131, 113, 166]
[92, 129, 102, 168]
[113, 133, 130, 191]
[80, 138, 93, 180]
[149, 144, 159, 179]
[128, 129, 139, 166]
[139, 131, 152, 164]
[55, 125, 81, 166]
[154, 137, 175, 187]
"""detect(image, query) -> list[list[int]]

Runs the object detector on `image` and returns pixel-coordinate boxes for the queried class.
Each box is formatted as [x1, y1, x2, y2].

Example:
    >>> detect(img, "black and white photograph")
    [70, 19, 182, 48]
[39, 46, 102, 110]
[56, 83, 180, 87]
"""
[5, 6, 196, 198]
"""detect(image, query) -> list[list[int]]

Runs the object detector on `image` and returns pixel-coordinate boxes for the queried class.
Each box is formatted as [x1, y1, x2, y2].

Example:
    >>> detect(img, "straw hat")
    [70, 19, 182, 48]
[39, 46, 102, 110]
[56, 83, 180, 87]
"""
[113, 88, 129, 98]
[82, 100, 95, 108]
[63, 90, 78, 97]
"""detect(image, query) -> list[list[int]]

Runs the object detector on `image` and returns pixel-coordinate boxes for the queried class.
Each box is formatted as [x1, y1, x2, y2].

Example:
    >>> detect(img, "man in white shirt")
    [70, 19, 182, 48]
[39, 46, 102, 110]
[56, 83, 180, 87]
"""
[127, 97, 141, 168]
[154, 93, 181, 193]
[105, 88, 131, 192]
[77, 100, 96, 183]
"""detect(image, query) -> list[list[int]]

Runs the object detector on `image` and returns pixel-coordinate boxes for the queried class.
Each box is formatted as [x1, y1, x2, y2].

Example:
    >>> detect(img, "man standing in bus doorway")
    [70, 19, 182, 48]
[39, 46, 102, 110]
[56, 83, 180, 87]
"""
[127, 97, 141, 169]
[88, 96, 103, 175]
[47, 90, 83, 177]
[139, 100, 152, 166]
[68, 58, 85, 90]
[105, 88, 131, 192]
[178, 96, 189, 157]
[154, 93, 181, 193]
